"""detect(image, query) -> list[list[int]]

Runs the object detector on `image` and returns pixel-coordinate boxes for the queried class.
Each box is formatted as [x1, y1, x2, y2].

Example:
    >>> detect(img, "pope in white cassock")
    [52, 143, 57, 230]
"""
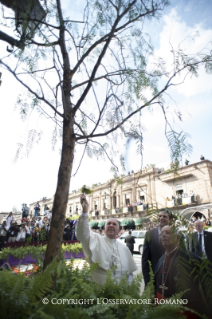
[76, 194, 138, 285]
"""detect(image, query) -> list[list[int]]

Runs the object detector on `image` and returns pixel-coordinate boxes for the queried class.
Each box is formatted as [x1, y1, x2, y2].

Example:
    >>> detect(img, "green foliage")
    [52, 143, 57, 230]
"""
[114, 175, 124, 185]
[203, 226, 212, 230]
[0, 256, 202, 319]
[69, 215, 80, 221]
[80, 185, 94, 195]
[0, 243, 83, 264]
[166, 131, 193, 174]
[150, 164, 155, 168]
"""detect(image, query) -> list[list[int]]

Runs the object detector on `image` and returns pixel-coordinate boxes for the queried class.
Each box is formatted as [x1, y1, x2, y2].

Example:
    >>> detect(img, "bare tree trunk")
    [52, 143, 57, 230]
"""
[43, 115, 75, 270]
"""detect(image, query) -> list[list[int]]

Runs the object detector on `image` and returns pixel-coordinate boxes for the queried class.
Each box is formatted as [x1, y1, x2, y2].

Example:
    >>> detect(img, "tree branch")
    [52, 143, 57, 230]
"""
[17, 66, 55, 75]
[73, 0, 137, 113]
[71, 0, 164, 78]
[56, 0, 72, 117]
[75, 60, 204, 141]
[71, 142, 88, 177]
[29, 39, 59, 47]
[90, 139, 119, 172]
[0, 30, 23, 49]
[0, 60, 64, 118]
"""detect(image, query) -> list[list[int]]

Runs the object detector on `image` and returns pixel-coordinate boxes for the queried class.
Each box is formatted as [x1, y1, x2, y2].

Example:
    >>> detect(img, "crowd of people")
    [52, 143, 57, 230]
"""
[0, 209, 77, 250]
[0, 212, 51, 250]
[166, 190, 196, 205]
[190, 215, 211, 226]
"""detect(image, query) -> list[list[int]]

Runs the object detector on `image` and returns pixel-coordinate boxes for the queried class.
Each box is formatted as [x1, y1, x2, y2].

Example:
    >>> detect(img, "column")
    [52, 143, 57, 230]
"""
[120, 185, 123, 206]
[137, 189, 140, 202]
[116, 195, 120, 208]
[129, 191, 132, 204]
[123, 194, 126, 206]
[108, 195, 111, 210]
[132, 181, 136, 202]
[99, 192, 102, 211]
[151, 175, 156, 206]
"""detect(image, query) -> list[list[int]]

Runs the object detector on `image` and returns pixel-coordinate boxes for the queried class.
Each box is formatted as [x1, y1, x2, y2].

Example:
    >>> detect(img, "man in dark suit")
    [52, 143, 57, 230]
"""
[142, 208, 173, 287]
[192, 220, 212, 262]
[125, 231, 135, 255]
[155, 225, 211, 318]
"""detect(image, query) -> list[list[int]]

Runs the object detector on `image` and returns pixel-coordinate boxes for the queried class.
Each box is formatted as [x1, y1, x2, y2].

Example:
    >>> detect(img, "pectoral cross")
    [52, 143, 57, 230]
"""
[159, 284, 168, 298]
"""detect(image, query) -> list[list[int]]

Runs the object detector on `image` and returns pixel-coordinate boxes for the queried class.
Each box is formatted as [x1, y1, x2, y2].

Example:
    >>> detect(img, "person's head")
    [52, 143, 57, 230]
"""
[160, 225, 180, 253]
[129, 230, 132, 235]
[3, 220, 6, 225]
[104, 218, 120, 239]
[158, 208, 172, 229]
[195, 220, 203, 233]
[9, 212, 12, 216]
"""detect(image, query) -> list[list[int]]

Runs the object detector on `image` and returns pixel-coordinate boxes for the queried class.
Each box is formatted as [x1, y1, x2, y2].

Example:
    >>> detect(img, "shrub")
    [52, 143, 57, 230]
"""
[0, 258, 191, 319]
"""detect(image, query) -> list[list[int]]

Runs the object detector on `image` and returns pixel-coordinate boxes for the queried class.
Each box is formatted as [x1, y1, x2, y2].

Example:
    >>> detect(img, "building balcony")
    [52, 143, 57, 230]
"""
[166, 196, 196, 208]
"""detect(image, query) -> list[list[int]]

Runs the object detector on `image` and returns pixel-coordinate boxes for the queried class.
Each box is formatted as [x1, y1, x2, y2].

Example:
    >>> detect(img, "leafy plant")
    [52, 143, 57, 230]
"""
[0, 243, 83, 266]
[114, 175, 125, 185]
[0, 258, 194, 319]
[80, 185, 94, 195]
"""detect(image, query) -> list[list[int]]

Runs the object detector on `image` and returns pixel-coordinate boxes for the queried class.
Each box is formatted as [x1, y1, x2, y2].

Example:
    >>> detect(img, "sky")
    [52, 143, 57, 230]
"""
[0, 0, 212, 212]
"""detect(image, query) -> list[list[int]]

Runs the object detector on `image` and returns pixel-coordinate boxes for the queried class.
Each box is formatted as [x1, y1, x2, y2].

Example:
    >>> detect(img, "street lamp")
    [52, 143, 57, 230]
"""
[1, 0, 46, 37]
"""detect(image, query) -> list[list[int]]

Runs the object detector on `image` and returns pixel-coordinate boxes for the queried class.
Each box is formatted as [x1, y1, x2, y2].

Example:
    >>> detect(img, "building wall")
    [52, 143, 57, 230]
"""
[28, 160, 212, 220]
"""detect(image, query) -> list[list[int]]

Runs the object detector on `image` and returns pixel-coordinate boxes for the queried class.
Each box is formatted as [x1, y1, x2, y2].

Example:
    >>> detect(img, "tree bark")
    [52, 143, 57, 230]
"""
[43, 114, 75, 270]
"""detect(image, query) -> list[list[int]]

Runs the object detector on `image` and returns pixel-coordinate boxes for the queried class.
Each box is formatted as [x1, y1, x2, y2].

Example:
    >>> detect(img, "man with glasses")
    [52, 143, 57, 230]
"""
[142, 208, 172, 287]
[192, 220, 212, 262]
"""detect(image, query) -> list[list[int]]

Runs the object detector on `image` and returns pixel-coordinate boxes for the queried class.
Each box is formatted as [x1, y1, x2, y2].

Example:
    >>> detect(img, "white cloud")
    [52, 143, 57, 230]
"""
[154, 9, 212, 97]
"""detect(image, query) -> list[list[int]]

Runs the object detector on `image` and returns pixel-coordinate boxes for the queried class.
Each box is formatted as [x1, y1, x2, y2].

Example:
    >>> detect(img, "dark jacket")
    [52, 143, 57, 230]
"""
[155, 248, 211, 317]
[63, 227, 71, 241]
[125, 235, 135, 251]
[192, 230, 212, 263]
[8, 226, 19, 237]
[142, 228, 165, 286]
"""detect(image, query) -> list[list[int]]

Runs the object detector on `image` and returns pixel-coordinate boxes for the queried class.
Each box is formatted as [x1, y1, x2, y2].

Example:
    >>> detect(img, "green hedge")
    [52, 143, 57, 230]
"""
[98, 221, 106, 227]
[135, 218, 150, 225]
[0, 243, 83, 264]
[0, 258, 191, 319]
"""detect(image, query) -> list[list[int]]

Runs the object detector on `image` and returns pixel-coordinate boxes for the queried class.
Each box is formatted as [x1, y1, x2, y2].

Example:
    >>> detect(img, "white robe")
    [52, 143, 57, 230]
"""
[76, 214, 138, 285]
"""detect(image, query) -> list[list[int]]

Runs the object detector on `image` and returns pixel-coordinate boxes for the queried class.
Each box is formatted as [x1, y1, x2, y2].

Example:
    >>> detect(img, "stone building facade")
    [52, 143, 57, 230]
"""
[28, 159, 212, 224]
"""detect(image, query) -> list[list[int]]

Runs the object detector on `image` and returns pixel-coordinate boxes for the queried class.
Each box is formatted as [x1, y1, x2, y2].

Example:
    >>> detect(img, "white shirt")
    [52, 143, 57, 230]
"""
[76, 213, 137, 284]
[38, 220, 43, 227]
[17, 228, 26, 240]
[47, 212, 52, 219]
[0, 225, 7, 236]
[6, 216, 13, 229]
[198, 230, 206, 255]
[25, 226, 31, 235]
